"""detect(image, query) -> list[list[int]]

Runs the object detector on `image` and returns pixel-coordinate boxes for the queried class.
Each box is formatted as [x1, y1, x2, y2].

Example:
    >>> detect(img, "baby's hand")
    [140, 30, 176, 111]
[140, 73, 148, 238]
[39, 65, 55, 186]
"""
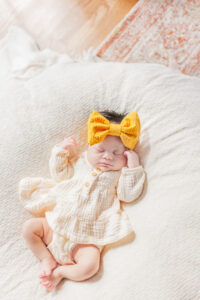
[56, 137, 78, 158]
[124, 150, 140, 168]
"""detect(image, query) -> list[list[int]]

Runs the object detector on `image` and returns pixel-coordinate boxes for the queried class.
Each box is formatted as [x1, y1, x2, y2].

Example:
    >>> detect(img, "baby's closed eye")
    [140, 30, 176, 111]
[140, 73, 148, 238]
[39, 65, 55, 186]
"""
[113, 150, 123, 155]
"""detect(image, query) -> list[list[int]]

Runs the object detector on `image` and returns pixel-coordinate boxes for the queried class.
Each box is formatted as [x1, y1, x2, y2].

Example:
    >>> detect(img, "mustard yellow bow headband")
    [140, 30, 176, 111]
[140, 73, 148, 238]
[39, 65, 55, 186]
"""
[88, 110, 140, 150]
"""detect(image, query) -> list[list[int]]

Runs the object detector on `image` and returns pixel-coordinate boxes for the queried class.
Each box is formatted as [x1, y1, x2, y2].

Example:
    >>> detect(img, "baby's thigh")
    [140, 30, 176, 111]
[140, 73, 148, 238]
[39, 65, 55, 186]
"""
[72, 244, 101, 271]
[22, 217, 53, 245]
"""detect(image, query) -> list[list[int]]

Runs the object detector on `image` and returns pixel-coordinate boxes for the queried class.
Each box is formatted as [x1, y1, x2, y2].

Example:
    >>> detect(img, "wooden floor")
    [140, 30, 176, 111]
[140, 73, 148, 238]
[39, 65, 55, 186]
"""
[0, 0, 138, 54]
[66, 0, 138, 52]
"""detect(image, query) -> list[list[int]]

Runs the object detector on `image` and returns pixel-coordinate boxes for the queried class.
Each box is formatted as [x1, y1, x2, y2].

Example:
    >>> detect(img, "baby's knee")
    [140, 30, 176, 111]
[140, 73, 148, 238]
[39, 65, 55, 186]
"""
[22, 219, 34, 239]
[22, 218, 42, 239]
[80, 257, 100, 279]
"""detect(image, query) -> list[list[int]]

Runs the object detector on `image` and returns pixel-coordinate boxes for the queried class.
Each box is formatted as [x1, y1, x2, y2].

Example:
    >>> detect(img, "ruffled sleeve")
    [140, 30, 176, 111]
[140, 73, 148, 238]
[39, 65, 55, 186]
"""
[117, 165, 145, 203]
[19, 177, 56, 217]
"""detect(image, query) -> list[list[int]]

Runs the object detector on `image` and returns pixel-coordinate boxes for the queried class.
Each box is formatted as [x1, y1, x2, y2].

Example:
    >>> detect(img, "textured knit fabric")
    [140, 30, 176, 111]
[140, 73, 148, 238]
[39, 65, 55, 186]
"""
[47, 232, 103, 264]
[19, 144, 145, 246]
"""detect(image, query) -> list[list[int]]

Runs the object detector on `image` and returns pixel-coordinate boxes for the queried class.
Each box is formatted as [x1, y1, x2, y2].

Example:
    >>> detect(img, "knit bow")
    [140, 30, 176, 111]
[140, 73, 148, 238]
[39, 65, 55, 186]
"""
[88, 110, 140, 150]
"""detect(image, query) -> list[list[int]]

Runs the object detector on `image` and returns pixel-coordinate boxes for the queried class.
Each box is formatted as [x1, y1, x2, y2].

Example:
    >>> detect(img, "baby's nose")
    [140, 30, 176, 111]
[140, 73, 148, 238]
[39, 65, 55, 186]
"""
[103, 152, 113, 160]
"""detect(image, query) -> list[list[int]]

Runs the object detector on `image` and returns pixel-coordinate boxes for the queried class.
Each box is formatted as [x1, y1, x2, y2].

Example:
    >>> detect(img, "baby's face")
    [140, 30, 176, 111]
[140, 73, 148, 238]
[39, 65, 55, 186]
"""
[87, 135, 127, 172]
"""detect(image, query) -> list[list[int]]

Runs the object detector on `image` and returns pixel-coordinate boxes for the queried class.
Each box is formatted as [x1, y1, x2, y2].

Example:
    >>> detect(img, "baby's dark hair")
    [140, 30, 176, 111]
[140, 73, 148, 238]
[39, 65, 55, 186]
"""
[99, 110, 127, 123]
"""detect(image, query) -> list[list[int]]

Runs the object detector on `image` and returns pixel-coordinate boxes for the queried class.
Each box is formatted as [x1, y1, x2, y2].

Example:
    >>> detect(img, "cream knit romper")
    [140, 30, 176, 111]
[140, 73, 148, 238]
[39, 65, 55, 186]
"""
[19, 145, 145, 264]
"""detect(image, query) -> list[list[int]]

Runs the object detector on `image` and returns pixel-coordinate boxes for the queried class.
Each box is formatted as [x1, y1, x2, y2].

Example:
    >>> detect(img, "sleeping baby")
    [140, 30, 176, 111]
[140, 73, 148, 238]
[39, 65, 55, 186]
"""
[19, 110, 145, 291]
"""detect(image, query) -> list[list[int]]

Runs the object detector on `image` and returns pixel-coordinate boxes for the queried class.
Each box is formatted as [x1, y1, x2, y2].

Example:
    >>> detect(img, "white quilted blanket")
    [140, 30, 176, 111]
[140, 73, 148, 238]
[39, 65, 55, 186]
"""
[0, 27, 200, 300]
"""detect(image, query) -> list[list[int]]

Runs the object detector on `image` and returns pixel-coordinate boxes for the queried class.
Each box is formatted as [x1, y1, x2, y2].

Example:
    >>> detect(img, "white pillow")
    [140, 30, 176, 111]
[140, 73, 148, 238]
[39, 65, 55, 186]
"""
[0, 27, 200, 300]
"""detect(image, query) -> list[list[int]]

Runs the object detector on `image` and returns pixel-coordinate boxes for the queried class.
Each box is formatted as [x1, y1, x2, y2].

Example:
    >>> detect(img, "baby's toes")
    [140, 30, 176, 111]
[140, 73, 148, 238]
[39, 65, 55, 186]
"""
[39, 272, 51, 280]
[39, 271, 46, 278]
[43, 281, 55, 291]
[40, 278, 49, 285]
[47, 284, 55, 291]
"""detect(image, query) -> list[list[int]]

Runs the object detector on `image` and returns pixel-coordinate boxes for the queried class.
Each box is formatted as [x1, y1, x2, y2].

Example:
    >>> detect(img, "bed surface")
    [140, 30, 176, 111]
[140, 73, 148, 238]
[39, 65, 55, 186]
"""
[0, 27, 200, 300]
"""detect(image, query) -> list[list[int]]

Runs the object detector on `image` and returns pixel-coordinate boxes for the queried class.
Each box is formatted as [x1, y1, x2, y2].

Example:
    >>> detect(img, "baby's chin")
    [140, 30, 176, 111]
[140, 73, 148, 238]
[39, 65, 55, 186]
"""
[99, 166, 113, 172]
[96, 163, 124, 172]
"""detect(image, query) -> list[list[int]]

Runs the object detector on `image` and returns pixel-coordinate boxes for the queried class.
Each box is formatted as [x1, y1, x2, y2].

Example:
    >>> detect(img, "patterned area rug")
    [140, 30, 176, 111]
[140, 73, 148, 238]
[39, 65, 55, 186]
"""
[96, 0, 200, 77]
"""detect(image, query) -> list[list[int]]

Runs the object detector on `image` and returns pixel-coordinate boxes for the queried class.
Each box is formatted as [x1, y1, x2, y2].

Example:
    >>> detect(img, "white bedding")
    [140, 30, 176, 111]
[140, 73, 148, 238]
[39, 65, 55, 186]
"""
[0, 27, 200, 300]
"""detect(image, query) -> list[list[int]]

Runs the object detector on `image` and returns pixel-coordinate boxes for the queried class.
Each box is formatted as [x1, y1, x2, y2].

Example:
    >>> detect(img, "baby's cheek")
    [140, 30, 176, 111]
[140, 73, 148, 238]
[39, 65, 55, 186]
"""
[121, 155, 127, 167]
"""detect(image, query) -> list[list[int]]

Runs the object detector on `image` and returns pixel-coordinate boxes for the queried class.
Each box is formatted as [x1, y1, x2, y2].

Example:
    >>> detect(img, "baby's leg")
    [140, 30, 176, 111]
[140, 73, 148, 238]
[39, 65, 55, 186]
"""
[41, 244, 100, 291]
[22, 217, 57, 277]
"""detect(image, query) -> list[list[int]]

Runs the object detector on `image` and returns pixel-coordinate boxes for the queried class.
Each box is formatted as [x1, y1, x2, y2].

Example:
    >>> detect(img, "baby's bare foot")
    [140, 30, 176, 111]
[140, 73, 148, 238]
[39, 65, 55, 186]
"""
[40, 267, 63, 291]
[39, 257, 57, 279]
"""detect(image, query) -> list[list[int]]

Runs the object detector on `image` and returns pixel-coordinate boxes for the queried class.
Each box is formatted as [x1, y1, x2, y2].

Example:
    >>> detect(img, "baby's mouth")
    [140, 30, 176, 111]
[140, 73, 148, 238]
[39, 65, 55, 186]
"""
[99, 162, 112, 167]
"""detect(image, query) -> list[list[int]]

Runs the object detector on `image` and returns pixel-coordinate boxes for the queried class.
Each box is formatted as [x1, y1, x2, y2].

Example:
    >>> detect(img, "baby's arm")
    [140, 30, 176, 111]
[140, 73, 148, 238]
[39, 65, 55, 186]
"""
[49, 137, 78, 182]
[117, 151, 145, 202]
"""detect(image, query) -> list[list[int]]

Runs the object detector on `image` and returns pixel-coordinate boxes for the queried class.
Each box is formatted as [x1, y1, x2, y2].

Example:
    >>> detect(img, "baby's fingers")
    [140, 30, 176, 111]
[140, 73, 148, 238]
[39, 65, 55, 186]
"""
[64, 137, 78, 146]
[124, 150, 133, 156]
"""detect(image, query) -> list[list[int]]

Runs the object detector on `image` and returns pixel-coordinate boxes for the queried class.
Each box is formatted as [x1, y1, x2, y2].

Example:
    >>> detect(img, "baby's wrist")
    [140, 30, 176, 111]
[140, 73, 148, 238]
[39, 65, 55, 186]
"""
[127, 162, 140, 168]
[127, 158, 140, 168]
